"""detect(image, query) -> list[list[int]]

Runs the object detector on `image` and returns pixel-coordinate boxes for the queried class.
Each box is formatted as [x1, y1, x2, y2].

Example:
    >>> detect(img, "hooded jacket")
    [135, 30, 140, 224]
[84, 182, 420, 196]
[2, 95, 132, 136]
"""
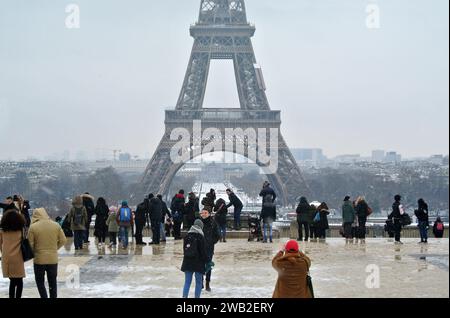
[272, 251, 312, 298]
[68, 196, 88, 231]
[342, 201, 355, 223]
[28, 208, 67, 265]
[149, 197, 163, 223]
[296, 197, 313, 223]
[181, 229, 207, 274]
[171, 194, 185, 221]
[0, 211, 26, 278]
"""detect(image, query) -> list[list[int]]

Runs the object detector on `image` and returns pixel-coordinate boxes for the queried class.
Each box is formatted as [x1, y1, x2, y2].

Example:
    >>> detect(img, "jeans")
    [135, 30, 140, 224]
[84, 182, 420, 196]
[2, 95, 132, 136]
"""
[297, 221, 309, 241]
[205, 254, 214, 282]
[74, 230, 84, 249]
[183, 271, 203, 298]
[219, 224, 227, 240]
[234, 206, 242, 229]
[151, 222, 160, 244]
[160, 223, 166, 241]
[109, 232, 117, 245]
[263, 222, 273, 241]
[119, 226, 129, 247]
[34, 264, 58, 298]
[84, 217, 92, 243]
[419, 221, 428, 242]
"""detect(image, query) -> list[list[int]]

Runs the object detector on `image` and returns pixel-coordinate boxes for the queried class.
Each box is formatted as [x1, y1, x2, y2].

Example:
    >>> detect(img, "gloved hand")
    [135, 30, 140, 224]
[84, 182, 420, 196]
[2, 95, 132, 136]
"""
[205, 261, 215, 272]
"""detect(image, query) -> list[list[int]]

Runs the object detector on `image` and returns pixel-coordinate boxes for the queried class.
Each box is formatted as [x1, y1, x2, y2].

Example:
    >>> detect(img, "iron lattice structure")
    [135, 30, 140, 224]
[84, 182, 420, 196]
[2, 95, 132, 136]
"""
[139, 0, 311, 205]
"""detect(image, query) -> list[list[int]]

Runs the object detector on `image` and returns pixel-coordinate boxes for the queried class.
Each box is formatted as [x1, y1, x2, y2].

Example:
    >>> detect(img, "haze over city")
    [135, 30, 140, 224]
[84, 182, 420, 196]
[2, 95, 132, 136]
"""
[0, 0, 448, 160]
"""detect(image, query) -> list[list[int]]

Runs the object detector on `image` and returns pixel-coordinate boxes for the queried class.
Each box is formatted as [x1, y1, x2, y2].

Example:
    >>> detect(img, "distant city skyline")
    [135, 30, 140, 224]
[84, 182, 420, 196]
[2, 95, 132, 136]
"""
[0, 0, 448, 160]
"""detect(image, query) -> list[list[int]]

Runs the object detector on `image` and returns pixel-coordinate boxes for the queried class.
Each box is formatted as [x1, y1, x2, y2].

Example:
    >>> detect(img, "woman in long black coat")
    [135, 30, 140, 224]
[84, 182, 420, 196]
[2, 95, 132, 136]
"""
[94, 197, 109, 246]
[315, 202, 330, 240]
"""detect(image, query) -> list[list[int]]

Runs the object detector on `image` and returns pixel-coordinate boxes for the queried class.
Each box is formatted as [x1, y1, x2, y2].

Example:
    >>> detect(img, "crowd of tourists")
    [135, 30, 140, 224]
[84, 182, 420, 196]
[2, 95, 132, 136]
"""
[0, 185, 447, 299]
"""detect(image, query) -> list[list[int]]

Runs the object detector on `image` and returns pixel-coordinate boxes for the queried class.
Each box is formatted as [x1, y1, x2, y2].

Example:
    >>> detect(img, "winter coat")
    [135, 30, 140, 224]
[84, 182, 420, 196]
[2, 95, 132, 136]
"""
[106, 212, 119, 233]
[181, 232, 207, 274]
[149, 197, 163, 224]
[296, 198, 312, 223]
[94, 203, 109, 233]
[272, 251, 312, 298]
[390, 201, 402, 219]
[226, 193, 243, 209]
[185, 198, 200, 223]
[0, 203, 17, 212]
[116, 206, 134, 228]
[171, 194, 185, 221]
[342, 201, 355, 224]
[316, 209, 330, 230]
[433, 221, 445, 238]
[0, 229, 25, 278]
[28, 208, 67, 265]
[415, 207, 429, 223]
[355, 201, 369, 219]
[135, 200, 149, 225]
[68, 196, 88, 231]
[214, 200, 228, 227]
[201, 194, 215, 213]
[259, 186, 277, 201]
[261, 205, 277, 223]
[82, 194, 95, 219]
[202, 216, 220, 256]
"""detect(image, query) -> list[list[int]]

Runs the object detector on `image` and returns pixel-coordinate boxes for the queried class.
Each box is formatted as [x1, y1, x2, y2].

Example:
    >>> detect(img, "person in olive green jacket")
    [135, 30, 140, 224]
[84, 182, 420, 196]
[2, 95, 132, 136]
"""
[68, 196, 88, 250]
[106, 206, 119, 247]
[342, 196, 356, 241]
[28, 208, 67, 298]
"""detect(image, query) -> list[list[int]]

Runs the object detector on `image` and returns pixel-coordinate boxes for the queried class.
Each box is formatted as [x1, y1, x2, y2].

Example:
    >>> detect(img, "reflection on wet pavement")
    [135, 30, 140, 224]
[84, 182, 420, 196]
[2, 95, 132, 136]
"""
[0, 238, 448, 298]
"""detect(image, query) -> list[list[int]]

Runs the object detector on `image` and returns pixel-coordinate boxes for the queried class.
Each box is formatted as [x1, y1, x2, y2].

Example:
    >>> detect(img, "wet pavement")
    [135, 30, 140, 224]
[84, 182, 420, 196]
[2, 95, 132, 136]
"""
[1, 238, 448, 298]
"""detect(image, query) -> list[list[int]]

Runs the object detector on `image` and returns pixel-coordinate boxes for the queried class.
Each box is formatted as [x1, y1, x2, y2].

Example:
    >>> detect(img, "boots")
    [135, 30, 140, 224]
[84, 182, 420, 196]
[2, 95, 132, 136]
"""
[206, 281, 211, 292]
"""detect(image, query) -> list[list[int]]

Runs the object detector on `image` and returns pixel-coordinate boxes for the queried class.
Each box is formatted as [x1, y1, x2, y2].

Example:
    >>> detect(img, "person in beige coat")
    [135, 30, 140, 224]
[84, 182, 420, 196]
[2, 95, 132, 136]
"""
[28, 208, 67, 298]
[0, 210, 26, 298]
[272, 240, 312, 298]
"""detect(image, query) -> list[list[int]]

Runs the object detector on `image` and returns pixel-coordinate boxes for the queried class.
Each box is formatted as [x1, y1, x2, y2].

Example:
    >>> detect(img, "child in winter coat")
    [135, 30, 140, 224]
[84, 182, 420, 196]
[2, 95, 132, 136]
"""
[106, 206, 119, 247]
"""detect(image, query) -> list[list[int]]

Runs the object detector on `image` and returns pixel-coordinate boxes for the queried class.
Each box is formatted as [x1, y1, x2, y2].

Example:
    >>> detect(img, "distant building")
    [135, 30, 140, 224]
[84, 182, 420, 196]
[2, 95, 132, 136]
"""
[119, 153, 132, 162]
[429, 155, 445, 165]
[291, 148, 325, 165]
[372, 150, 385, 162]
[385, 151, 402, 163]
[444, 156, 449, 166]
[334, 154, 361, 163]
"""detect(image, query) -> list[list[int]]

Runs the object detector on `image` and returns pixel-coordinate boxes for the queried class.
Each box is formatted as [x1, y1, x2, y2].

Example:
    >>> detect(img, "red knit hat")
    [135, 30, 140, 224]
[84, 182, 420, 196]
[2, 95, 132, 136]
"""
[285, 240, 299, 253]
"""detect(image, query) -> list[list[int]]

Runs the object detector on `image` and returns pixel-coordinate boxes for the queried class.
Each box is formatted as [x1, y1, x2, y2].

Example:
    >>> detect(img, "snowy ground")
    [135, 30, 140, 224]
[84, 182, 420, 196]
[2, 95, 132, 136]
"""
[0, 238, 448, 298]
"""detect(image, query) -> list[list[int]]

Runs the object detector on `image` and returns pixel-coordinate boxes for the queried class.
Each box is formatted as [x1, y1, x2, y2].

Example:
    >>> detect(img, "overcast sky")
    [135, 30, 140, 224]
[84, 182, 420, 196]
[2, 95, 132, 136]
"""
[0, 0, 448, 160]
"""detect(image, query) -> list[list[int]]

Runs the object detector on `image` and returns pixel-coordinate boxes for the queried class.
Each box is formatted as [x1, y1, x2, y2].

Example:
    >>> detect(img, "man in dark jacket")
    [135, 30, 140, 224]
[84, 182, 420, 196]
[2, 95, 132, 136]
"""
[135, 198, 149, 245]
[200, 209, 220, 292]
[81, 193, 95, 244]
[157, 194, 171, 242]
[149, 194, 163, 245]
[171, 190, 186, 240]
[184, 192, 199, 230]
[389, 195, 404, 244]
[296, 197, 311, 241]
[226, 189, 243, 230]
[259, 181, 277, 203]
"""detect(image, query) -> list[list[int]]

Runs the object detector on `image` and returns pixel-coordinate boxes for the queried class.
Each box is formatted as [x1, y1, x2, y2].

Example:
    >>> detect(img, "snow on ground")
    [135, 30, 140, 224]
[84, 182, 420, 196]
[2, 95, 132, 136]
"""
[0, 238, 448, 298]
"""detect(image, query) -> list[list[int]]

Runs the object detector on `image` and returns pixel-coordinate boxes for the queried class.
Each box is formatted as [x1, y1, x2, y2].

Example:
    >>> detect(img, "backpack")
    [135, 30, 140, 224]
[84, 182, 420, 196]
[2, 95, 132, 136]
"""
[367, 206, 373, 216]
[119, 207, 132, 223]
[436, 222, 444, 231]
[313, 212, 321, 223]
[400, 213, 412, 226]
[73, 208, 83, 226]
[184, 235, 199, 258]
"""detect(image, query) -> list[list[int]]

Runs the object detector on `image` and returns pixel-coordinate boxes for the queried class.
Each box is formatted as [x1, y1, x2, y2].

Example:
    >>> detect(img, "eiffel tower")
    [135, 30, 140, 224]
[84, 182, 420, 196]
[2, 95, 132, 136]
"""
[139, 0, 310, 205]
